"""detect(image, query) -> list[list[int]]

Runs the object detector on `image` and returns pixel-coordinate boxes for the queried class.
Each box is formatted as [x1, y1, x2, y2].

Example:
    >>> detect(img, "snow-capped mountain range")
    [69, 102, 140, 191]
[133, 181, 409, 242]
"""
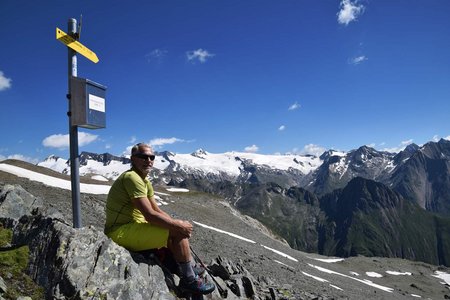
[38, 149, 323, 181]
[25, 139, 450, 268]
[38, 138, 450, 215]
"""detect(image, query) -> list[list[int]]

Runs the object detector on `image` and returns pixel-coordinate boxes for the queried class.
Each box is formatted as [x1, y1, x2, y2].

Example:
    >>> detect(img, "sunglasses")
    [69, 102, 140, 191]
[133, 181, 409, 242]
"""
[133, 153, 156, 161]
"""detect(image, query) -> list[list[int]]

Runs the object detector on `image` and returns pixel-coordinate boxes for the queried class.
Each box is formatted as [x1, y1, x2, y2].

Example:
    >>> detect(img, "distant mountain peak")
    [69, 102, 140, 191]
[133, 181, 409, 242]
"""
[79, 152, 130, 166]
[37, 155, 69, 173]
[319, 150, 336, 160]
[404, 143, 419, 153]
[44, 154, 62, 161]
[359, 145, 373, 151]
[191, 148, 208, 158]
[418, 139, 450, 159]
[355, 145, 378, 155]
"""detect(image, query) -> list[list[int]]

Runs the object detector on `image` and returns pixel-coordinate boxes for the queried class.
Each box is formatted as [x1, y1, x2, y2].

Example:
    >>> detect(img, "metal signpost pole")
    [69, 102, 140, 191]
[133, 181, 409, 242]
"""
[57, 18, 101, 228]
[68, 18, 82, 228]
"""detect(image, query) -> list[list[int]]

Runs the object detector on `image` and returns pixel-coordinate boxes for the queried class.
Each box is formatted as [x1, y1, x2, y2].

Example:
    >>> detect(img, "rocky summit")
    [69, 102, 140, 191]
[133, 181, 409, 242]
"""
[0, 164, 450, 299]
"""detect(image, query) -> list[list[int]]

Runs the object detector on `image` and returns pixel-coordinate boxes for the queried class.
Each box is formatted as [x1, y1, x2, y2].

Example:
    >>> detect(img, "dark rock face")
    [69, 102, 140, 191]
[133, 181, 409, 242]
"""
[235, 183, 326, 253]
[79, 152, 131, 166]
[390, 139, 450, 214]
[319, 177, 450, 266]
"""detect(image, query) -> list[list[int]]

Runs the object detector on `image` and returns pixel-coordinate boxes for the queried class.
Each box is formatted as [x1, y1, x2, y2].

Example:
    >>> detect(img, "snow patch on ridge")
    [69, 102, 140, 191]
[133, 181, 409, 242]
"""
[156, 150, 322, 176]
[0, 163, 110, 194]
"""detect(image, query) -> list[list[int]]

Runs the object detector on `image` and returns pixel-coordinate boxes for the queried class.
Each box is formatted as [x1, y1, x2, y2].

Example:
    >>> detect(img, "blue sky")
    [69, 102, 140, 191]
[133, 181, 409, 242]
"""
[1, 0, 449, 162]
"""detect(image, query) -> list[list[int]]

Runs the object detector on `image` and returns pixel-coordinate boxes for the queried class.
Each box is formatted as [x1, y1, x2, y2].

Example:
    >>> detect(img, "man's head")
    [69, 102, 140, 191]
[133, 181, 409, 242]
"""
[131, 143, 155, 177]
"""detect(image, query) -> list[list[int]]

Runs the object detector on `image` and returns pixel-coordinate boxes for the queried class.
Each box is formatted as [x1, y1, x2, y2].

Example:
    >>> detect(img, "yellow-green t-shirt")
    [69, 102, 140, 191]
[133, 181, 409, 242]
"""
[104, 169, 154, 234]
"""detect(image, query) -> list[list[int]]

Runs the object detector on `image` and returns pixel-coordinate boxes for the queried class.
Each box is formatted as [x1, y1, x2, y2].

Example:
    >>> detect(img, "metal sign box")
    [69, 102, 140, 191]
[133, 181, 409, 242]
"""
[70, 77, 106, 129]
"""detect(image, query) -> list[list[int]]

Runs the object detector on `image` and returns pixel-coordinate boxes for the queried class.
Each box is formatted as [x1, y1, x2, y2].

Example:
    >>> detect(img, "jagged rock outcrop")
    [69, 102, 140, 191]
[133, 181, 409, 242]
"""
[0, 184, 44, 221]
[0, 184, 173, 300]
[16, 215, 172, 300]
[0, 184, 296, 300]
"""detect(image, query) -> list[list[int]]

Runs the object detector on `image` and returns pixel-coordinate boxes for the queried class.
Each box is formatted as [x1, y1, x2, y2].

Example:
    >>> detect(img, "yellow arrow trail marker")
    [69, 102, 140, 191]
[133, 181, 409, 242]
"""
[56, 27, 99, 63]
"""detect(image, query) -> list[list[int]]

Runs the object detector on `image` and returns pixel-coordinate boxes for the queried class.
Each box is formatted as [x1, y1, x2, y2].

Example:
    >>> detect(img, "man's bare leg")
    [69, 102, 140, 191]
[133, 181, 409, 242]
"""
[168, 235, 192, 262]
[168, 234, 195, 282]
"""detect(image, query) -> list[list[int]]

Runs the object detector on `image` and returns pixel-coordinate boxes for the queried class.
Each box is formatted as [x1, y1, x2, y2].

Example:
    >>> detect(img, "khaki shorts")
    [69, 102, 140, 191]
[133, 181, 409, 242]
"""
[107, 222, 169, 252]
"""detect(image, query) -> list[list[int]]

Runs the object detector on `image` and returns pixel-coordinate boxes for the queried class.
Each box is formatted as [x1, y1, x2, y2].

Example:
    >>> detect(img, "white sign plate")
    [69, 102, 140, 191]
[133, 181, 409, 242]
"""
[89, 94, 105, 112]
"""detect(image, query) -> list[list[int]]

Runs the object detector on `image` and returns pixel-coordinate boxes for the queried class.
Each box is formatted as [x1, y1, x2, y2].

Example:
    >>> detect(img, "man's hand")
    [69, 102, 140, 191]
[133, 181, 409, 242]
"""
[173, 219, 193, 238]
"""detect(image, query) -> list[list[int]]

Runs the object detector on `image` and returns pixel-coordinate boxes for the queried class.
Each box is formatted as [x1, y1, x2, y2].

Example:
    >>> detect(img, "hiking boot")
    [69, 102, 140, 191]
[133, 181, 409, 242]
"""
[193, 264, 206, 277]
[179, 276, 215, 295]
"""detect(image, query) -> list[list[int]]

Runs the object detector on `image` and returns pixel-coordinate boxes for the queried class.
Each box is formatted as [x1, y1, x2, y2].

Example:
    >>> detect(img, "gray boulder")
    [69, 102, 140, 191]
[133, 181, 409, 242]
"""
[12, 215, 173, 300]
[1, 184, 174, 300]
[0, 184, 43, 221]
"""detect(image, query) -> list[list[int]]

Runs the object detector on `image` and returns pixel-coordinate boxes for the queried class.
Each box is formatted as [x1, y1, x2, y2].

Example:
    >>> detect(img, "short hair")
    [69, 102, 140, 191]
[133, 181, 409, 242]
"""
[131, 143, 152, 156]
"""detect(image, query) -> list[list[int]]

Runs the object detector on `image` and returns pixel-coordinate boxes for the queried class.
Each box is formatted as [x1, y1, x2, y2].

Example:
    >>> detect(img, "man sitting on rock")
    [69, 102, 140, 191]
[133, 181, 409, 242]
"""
[104, 143, 214, 295]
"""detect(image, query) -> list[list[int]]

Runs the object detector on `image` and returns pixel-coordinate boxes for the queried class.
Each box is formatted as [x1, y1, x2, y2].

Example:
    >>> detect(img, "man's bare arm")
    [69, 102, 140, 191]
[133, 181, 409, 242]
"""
[132, 197, 192, 238]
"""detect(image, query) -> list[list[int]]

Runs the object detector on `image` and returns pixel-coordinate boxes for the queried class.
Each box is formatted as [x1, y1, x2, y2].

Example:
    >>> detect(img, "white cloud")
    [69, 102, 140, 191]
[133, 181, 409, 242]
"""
[79, 132, 99, 146]
[244, 145, 259, 153]
[129, 136, 137, 144]
[302, 144, 326, 156]
[432, 135, 450, 142]
[0, 153, 38, 164]
[400, 139, 413, 146]
[0, 71, 12, 91]
[288, 102, 301, 111]
[42, 132, 98, 149]
[381, 135, 450, 153]
[186, 49, 215, 63]
[337, 0, 364, 25]
[4, 154, 39, 164]
[145, 48, 168, 63]
[349, 55, 368, 65]
[149, 137, 185, 147]
[381, 146, 403, 153]
[124, 146, 133, 156]
[123, 137, 186, 154]
[278, 125, 286, 131]
[42, 134, 70, 149]
[289, 144, 326, 156]
[380, 139, 415, 153]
